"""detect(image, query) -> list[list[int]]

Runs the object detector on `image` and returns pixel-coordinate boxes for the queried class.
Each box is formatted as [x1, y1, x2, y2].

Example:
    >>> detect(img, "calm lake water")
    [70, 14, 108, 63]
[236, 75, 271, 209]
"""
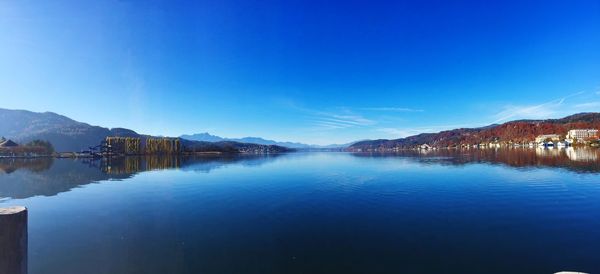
[1, 149, 600, 273]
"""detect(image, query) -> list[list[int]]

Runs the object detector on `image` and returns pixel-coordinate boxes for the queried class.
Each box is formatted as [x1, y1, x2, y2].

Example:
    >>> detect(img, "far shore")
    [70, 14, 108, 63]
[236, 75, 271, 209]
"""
[0, 151, 282, 159]
[1, 146, 599, 159]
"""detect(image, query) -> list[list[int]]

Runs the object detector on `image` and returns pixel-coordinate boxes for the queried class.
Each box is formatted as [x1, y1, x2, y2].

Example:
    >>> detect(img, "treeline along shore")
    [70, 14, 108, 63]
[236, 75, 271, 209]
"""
[0, 136, 293, 158]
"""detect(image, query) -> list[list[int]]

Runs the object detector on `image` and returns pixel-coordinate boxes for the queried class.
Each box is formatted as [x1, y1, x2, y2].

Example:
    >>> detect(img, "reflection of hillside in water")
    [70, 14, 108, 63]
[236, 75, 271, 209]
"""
[353, 148, 600, 173]
[0, 158, 128, 200]
[0, 158, 54, 174]
[0, 155, 282, 200]
[102, 154, 283, 174]
[2, 150, 598, 200]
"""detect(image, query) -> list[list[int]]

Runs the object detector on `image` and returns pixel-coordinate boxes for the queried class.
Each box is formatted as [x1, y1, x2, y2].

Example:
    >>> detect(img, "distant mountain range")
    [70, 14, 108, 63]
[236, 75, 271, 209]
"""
[180, 132, 352, 149]
[0, 108, 291, 153]
[6, 108, 596, 153]
[347, 113, 600, 151]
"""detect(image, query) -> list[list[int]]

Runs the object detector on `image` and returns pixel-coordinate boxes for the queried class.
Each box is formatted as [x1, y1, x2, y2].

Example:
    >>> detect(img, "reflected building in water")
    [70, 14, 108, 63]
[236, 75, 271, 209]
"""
[566, 147, 599, 162]
[0, 154, 282, 200]
[102, 156, 183, 174]
[1, 150, 599, 201]
[353, 147, 600, 173]
[535, 147, 562, 157]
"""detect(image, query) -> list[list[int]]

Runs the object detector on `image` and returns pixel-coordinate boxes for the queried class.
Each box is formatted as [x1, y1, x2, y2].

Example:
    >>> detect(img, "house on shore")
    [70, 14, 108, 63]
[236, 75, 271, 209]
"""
[0, 139, 19, 148]
[535, 134, 561, 143]
[419, 144, 432, 150]
[0, 139, 52, 156]
[566, 129, 599, 141]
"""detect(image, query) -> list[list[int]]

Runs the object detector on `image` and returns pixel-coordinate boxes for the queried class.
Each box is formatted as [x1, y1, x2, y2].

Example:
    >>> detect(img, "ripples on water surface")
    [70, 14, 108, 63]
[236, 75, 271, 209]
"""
[1, 149, 600, 274]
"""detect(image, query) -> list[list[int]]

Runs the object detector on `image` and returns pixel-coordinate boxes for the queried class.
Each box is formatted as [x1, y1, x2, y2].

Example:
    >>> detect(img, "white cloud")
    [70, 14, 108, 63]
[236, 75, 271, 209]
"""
[301, 108, 376, 130]
[377, 123, 479, 138]
[377, 128, 424, 138]
[313, 114, 374, 129]
[492, 92, 584, 123]
[492, 102, 561, 123]
[575, 101, 600, 110]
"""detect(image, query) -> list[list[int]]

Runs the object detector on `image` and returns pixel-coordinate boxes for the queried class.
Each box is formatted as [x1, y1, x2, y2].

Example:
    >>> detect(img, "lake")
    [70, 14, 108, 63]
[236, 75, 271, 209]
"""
[1, 148, 600, 273]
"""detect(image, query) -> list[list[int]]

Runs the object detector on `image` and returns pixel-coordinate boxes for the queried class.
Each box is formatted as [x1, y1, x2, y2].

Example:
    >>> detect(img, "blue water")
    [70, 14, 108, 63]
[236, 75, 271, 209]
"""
[1, 150, 600, 273]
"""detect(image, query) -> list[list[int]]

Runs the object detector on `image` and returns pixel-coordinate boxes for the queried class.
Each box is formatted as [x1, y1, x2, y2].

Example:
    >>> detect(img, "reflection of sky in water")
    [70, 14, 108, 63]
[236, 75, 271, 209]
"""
[1, 149, 600, 200]
[0, 151, 600, 273]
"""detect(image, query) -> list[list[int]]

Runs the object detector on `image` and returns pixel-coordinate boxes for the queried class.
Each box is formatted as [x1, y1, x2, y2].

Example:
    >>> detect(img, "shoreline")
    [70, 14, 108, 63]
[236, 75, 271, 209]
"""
[1, 146, 599, 159]
[0, 151, 294, 159]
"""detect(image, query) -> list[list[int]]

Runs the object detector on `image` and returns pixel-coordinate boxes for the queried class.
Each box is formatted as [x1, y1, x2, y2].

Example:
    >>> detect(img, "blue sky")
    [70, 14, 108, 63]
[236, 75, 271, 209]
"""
[1, 0, 599, 145]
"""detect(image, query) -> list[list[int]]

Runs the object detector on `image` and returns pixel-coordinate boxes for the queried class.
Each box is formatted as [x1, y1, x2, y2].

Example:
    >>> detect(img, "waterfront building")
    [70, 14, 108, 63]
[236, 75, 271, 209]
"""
[566, 129, 599, 141]
[106, 137, 142, 155]
[106, 137, 181, 155]
[0, 139, 19, 148]
[144, 138, 181, 154]
[534, 134, 561, 143]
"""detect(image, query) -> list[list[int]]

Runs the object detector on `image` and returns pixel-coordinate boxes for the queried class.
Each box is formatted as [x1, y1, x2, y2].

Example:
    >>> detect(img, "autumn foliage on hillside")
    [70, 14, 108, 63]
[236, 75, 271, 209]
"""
[348, 113, 600, 151]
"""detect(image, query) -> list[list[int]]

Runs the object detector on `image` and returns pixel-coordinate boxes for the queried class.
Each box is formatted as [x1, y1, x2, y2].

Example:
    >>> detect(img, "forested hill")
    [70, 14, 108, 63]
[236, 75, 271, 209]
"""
[0, 108, 293, 153]
[0, 108, 139, 152]
[347, 113, 600, 151]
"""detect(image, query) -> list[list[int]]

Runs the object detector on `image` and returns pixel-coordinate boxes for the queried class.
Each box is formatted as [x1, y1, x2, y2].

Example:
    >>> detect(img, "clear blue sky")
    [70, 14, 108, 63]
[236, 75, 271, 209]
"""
[1, 0, 599, 145]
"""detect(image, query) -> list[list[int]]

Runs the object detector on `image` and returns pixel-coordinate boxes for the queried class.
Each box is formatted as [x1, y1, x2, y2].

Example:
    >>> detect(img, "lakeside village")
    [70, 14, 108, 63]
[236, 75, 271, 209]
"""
[415, 129, 599, 151]
[1, 129, 599, 158]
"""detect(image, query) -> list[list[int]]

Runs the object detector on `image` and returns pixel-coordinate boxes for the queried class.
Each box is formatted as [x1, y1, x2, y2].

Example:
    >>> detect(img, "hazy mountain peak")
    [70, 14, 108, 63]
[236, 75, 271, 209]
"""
[178, 133, 352, 149]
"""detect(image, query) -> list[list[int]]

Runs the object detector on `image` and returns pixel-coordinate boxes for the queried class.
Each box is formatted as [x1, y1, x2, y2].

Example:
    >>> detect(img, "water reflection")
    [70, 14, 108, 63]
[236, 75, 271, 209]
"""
[565, 147, 598, 162]
[352, 147, 600, 173]
[101, 156, 183, 174]
[0, 158, 53, 174]
[0, 154, 282, 200]
[2, 150, 600, 273]
[1, 148, 599, 200]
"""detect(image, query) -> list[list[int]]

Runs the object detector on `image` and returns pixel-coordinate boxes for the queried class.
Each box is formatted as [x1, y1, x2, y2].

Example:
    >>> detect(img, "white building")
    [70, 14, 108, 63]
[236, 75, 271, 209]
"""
[535, 134, 561, 143]
[566, 129, 599, 141]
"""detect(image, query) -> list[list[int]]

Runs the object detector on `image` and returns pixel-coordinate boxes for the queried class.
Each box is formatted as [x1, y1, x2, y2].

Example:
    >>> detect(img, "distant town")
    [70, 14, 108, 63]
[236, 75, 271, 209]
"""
[347, 113, 600, 152]
[412, 129, 599, 151]
[1, 128, 598, 158]
[1, 108, 599, 158]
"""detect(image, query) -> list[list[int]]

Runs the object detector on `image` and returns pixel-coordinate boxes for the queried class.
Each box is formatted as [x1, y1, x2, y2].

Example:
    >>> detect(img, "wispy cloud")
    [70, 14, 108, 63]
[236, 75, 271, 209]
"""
[377, 128, 424, 137]
[288, 105, 376, 130]
[492, 91, 584, 123]
[360, 107, 424, 112]
[377, 123, 480, 138]
[310, 112, 375, 129]
[575, 101, 600, 110]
